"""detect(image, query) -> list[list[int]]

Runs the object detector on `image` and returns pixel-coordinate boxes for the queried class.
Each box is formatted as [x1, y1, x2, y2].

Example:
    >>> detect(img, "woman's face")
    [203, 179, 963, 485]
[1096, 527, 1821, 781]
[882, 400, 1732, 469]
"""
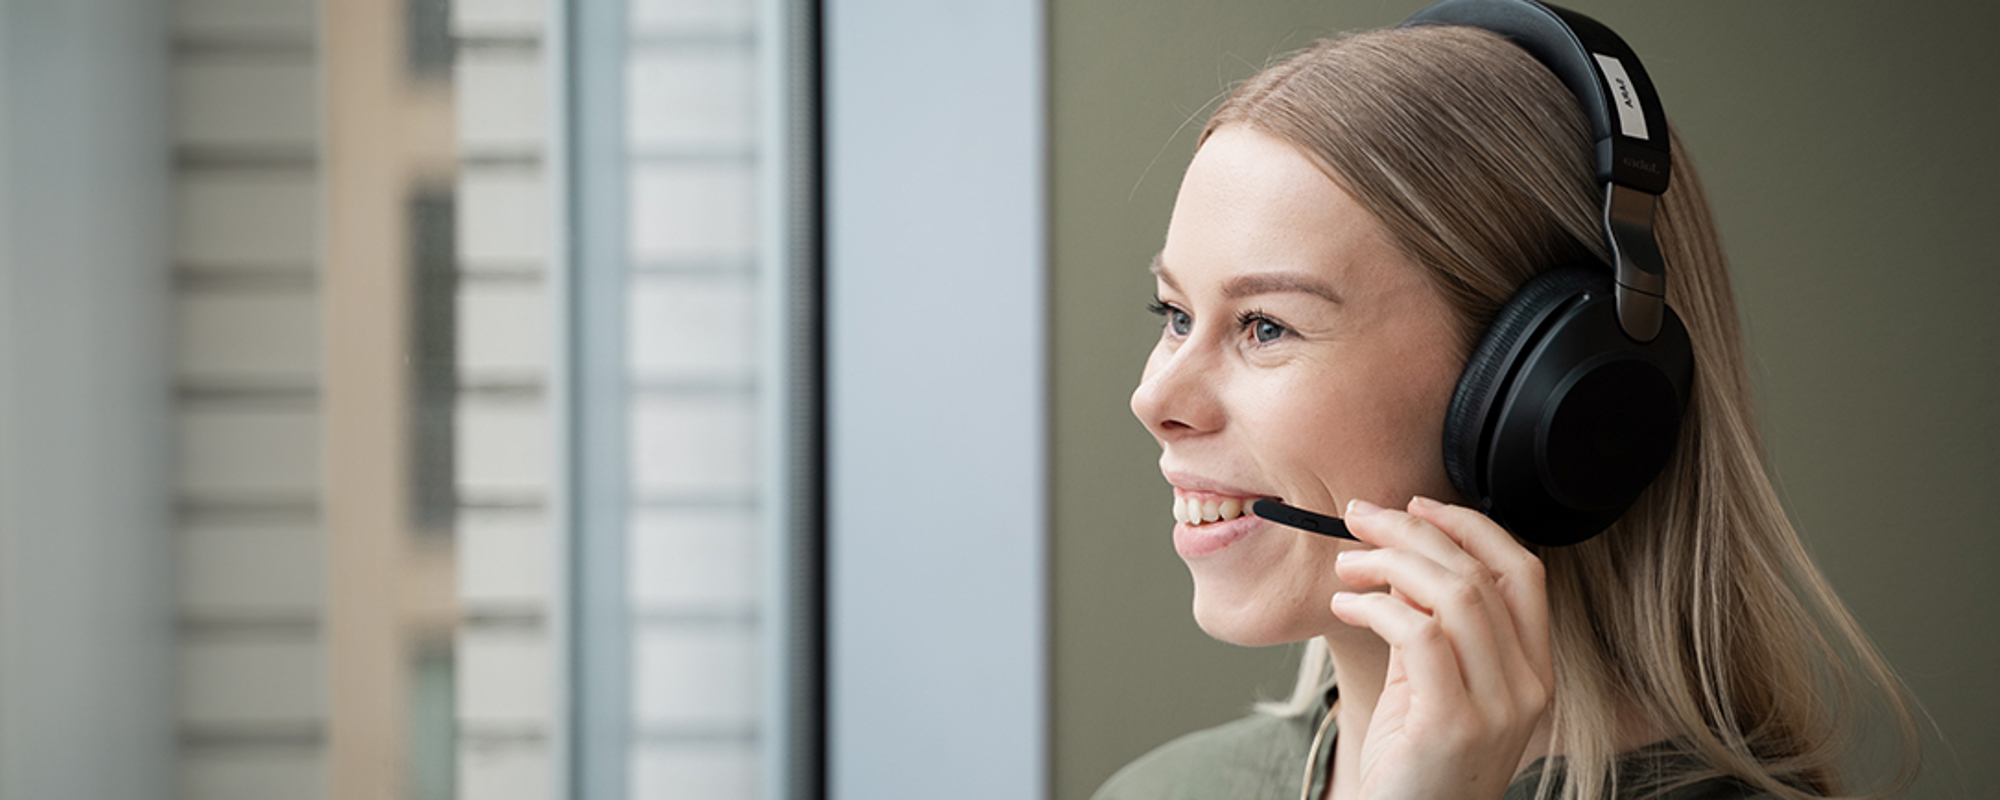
[1131, 125, 1467, 646]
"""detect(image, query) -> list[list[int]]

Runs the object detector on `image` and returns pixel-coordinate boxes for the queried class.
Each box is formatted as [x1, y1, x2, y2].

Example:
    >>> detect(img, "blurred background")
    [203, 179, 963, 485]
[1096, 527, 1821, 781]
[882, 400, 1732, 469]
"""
[2, 0, 822, 797]
[0, 2, 1992, 800]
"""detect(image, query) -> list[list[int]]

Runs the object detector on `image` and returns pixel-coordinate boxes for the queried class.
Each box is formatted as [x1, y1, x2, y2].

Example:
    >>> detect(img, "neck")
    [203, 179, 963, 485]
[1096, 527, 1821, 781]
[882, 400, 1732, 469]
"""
[1321, 628, 1388, 730]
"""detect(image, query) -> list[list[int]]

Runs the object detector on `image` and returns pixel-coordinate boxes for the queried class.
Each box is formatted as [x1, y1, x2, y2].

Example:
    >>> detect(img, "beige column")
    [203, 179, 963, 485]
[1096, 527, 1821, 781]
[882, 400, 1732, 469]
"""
[322, 0, 459, 797]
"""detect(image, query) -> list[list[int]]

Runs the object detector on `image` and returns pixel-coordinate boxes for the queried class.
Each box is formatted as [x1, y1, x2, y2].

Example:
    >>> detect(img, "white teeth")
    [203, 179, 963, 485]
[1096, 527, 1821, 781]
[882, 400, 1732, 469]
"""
[1175, 495, 1251, 526]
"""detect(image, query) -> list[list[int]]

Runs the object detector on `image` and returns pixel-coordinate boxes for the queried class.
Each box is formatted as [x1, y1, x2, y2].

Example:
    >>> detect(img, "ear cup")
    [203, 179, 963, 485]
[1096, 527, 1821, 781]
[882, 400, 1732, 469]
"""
[1443, 267, 1604, 504]
[1443, 267, 1694, 546]
[1407, 0, 1691, 546]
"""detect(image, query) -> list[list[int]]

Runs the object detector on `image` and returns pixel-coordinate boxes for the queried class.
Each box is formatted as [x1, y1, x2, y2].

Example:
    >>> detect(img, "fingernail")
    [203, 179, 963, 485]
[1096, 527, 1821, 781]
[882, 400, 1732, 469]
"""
[1346, 498, 1382, 517]
[1331, 591, 1355, 607]
[1409, 496, 1442, 510]
[1336, 550, 1356, 563]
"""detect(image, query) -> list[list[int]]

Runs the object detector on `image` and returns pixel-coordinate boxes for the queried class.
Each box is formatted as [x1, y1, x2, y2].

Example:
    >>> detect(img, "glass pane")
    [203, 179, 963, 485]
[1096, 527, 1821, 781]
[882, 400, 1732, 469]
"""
[169, 0, 564, 796]
[43, 0, 807, 797]
[572, 0, 819, 796]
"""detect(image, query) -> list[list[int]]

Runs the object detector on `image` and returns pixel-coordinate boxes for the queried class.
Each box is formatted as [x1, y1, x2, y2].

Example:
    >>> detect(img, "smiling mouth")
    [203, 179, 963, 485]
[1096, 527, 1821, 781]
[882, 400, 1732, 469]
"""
[1173, 493, 1260, 526]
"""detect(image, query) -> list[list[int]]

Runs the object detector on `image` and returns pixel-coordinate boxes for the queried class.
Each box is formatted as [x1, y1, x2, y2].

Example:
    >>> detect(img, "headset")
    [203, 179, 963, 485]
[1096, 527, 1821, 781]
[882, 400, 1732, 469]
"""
[1418, 0, 1695, 546]
[1253, 0, 1694, 547]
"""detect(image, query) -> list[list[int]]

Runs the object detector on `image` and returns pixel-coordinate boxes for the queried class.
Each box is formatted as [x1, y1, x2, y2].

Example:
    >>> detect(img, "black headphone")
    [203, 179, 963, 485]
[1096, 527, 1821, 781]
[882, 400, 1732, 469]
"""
[1406, 0, 1696, 546]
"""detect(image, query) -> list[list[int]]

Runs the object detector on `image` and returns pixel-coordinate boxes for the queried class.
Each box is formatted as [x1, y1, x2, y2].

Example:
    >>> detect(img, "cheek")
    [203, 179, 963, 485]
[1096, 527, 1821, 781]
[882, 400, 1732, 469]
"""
[1364, 350, 1464, 497]
[1262, 348, 1463, 502]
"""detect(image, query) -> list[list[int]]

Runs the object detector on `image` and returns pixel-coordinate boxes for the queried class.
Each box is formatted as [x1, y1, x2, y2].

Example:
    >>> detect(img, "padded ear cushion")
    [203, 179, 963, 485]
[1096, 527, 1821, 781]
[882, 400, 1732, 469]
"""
[1442, 266, 1609, 505]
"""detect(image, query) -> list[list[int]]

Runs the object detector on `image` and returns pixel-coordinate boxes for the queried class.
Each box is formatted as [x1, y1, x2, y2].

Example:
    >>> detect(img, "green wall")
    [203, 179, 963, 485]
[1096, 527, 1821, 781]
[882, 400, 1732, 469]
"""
[1050, 2, 2000, 798]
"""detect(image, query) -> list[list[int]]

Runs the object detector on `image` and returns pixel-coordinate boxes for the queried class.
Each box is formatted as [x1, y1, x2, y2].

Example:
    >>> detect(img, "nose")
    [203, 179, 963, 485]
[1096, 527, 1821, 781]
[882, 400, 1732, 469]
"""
[1131, 342, 1223, 442]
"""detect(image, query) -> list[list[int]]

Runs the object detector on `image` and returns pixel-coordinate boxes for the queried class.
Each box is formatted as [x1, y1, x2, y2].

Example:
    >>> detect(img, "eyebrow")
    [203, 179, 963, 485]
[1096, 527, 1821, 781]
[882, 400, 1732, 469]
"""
[1149, 253, 1344, 305]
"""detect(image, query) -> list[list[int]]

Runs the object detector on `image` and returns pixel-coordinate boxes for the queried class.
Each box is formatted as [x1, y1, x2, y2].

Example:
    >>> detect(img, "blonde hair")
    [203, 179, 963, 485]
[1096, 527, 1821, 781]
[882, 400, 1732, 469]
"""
[1212, 27, 1920, 800]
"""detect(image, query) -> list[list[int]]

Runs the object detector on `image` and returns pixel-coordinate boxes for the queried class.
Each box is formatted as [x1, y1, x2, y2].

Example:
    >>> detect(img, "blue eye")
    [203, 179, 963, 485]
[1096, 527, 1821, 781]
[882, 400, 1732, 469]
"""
[1253, 318, 1284, 343]
[1149, 299, 1193, 336]
[1239, 311, 1287, 343]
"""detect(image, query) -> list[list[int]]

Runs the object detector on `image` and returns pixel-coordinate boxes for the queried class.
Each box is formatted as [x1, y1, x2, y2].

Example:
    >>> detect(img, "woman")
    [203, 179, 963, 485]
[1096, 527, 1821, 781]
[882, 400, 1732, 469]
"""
[1099, 12, 1920, 800]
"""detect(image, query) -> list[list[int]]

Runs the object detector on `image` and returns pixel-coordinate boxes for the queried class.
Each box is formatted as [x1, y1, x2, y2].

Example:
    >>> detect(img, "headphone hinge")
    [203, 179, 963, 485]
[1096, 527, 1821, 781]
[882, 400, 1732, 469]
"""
[1604, 184, 1666, 342]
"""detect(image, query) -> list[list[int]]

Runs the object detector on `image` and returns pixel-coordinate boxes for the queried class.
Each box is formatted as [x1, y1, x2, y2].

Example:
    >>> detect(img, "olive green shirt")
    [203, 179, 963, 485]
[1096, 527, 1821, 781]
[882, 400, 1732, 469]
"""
[1091, 694, 1772, 800]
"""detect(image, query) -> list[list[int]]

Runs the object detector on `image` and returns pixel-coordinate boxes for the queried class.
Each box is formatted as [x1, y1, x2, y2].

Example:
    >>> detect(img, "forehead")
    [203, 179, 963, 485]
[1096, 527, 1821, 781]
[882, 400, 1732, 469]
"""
[1160, 125, 1417, 296]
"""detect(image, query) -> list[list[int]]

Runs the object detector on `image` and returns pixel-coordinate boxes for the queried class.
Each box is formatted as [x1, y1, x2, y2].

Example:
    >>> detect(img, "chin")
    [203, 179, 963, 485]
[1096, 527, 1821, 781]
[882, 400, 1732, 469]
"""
[1189, 587, 1322, 647]
[1183, 534, 1342, 647]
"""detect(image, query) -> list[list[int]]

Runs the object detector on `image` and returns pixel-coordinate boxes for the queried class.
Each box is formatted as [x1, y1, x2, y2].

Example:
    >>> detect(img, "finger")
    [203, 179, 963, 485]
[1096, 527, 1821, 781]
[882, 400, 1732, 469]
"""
[1340, 502, 1525, 665]
[1330, 590, 1469, 708]
[1343, 501, 1542, 711]
[1336, 548, 1516, 704]
[1400, 497, 1550, 702]
[1404, 497, 1552, 686]
[1343, 499, 1491, 581]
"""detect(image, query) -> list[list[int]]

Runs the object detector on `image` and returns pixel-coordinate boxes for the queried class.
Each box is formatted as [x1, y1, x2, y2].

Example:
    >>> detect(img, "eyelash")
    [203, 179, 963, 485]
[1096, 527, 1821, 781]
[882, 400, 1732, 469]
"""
[1147, 298, 1288, 343]
[1237, 309, 1288, 343]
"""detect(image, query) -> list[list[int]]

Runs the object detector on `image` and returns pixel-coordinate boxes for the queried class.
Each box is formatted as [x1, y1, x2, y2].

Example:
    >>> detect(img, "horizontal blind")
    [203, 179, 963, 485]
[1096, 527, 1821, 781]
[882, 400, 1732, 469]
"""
[454, 0, 559, 798]
[170, 0, 328, 797]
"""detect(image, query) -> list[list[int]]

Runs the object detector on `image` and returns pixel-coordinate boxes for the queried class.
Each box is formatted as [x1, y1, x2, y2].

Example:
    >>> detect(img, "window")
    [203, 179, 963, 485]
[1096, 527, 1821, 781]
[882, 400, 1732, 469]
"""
[0, 0, 1050, 797]
[163, 0, 821, 796]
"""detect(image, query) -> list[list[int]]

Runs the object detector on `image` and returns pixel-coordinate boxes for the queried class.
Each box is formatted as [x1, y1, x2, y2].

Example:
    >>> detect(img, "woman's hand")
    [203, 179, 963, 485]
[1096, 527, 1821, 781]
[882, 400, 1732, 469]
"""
[1329, 496, 1554, 800]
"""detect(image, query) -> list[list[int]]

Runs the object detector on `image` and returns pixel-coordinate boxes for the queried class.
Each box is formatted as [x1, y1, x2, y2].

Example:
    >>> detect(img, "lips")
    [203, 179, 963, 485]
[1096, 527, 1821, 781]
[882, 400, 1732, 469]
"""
[1166, 477, 1272, 557]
